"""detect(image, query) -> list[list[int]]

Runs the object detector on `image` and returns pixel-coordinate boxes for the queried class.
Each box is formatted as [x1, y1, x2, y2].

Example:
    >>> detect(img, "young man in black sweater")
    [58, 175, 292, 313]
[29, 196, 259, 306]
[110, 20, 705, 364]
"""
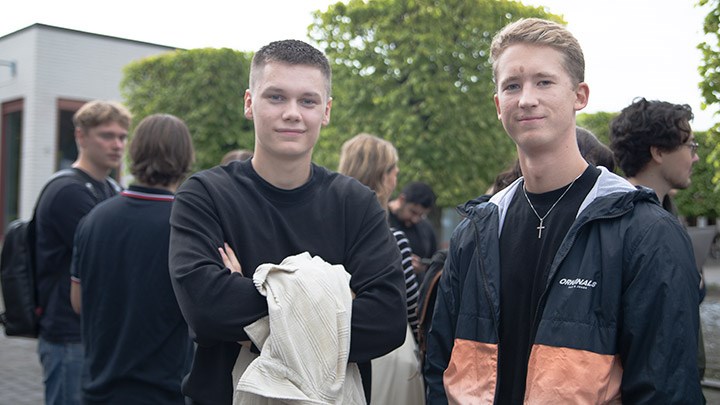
[168, 40, 407, 404]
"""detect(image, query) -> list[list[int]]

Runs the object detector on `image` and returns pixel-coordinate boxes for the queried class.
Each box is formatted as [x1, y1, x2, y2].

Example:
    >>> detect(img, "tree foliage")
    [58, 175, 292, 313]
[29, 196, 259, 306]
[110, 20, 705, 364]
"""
[576, 111, 617, 146]
[309, 0, 560, 207]
[121, 48, 254, 169]
[698, 0, 720, 185]
[674, 131, 719, 219]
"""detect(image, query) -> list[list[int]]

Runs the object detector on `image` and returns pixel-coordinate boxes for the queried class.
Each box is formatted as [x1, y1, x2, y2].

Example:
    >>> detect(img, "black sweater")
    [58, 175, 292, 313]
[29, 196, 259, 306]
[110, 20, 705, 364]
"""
[169, 160, 407, 404]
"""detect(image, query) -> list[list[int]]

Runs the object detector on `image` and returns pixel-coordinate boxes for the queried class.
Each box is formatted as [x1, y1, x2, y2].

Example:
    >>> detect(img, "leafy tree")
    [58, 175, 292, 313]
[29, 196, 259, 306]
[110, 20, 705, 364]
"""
[309, 0, 560, 207]
[577, 111, 617, 146]
[674, 131, 719, 219]
[121, 48, 254, 169]
[698, 0, 720, 185]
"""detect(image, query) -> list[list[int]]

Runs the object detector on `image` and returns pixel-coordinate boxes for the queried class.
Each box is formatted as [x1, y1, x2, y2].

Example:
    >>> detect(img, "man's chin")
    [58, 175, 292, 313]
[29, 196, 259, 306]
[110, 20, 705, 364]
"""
[105, 160, 122, 170]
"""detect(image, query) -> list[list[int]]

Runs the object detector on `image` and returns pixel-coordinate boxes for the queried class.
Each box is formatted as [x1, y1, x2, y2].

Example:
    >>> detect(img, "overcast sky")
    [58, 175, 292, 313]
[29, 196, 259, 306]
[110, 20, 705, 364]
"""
[1, 0, 716, 130]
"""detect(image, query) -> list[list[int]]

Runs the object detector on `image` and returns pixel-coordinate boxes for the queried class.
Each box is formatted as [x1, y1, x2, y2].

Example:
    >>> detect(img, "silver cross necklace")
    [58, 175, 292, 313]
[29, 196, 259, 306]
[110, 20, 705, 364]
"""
[522, 177, 579, 239]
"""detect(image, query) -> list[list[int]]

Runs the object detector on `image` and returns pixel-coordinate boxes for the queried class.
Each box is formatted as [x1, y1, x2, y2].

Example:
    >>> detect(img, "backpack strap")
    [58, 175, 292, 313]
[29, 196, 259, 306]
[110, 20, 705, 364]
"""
[417, 269, 444, 328]
[417, 268, 444, 356]
[27, 168, 112, 260]
[106, 176, 122, 195]
[62, 168, 122, 202]
[30, 169, 82, 219]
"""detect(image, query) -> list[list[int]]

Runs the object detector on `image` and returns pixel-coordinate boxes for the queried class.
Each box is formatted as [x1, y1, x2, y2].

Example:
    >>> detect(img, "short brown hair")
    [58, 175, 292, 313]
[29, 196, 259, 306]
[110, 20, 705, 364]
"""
[129, 114, 195, 187]
[490, 18, 585, 88]
[73, 100, 132, 132]
[249, 39, 332, 97]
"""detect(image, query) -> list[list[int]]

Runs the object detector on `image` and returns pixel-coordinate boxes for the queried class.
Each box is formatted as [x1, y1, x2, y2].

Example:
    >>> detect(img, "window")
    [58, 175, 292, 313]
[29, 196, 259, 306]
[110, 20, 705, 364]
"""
[1, 99, 23, 230]
[57, 99, 86, 170]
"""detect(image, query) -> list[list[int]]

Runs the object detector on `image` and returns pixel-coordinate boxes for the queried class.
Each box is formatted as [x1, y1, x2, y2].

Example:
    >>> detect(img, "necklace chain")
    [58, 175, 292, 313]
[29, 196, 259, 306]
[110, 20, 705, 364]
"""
[522, 177, 579, 239]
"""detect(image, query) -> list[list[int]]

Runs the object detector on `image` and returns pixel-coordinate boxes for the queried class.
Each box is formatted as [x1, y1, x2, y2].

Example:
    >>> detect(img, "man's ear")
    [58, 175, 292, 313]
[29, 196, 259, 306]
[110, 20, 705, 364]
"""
[650, 145, 664, 164]
[244, 89, 253, 120]
[75, 127, 86, 148]
[322, 97, 332, 126]
[574, 82, 590, 111]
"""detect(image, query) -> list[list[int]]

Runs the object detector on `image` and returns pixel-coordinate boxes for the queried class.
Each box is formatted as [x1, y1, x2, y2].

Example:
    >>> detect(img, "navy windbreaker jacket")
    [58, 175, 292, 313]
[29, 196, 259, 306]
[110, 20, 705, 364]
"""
[425, 167, 703, 404]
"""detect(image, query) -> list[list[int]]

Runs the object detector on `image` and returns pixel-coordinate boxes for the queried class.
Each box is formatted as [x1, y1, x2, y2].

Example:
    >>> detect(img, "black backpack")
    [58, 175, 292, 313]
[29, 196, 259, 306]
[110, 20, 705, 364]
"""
[0, 218, 38, 337]
[0, 169, 119, 338]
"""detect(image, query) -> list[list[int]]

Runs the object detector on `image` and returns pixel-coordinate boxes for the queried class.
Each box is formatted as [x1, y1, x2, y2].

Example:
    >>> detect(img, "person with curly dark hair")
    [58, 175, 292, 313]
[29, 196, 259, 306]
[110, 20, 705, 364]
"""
[609, 97, 705, 381]
[609, 97, 697, 208]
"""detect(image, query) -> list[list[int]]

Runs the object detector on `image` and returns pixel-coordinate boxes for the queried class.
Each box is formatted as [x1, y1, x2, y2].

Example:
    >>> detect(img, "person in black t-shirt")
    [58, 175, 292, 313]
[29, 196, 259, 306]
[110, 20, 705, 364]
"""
[168, 40, 407, 405]
[70, 114, 195, 404]
[425, 18, 702, 404]
[34, 100, 129, 405]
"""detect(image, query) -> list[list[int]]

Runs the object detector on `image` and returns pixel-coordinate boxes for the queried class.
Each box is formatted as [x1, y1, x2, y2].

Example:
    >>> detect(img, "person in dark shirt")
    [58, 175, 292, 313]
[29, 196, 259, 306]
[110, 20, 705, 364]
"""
[70, 114, 195, 404]
[34, 100, 129, 405]
[388, 181, 438, 279]
[168, 40, 407, 405]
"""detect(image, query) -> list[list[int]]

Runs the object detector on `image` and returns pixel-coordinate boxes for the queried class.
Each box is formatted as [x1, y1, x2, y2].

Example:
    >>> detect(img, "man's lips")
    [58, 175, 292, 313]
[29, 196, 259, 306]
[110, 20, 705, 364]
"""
[518, 116, 544, 122]
[276, 128, 305, 135]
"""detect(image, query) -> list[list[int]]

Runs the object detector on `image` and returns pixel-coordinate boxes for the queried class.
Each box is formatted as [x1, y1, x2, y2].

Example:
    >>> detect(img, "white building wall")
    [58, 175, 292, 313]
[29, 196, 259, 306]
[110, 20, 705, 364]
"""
[0, 24, 174, 219]
[0, 27, 40, 222]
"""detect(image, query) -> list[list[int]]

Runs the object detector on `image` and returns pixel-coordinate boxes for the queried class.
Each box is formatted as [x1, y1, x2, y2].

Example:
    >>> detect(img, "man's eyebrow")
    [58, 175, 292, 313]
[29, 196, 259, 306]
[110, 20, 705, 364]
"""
[499, 71, 558, 86]
[262, 86, 285, 93]
[534, 71, 558, 79]
[498, 75, 520, 88]
[300, 91, 322, 98]
[261, 86, 322, 98]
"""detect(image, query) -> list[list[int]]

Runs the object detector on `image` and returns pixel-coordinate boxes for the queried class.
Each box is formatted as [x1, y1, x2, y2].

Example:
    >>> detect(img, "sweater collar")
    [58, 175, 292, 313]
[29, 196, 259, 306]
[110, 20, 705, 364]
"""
[121, 185, 175, 201]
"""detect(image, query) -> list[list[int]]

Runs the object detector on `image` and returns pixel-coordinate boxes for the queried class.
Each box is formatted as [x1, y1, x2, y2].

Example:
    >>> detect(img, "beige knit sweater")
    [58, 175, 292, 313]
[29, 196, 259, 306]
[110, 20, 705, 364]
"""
[233, 252, 365, 405]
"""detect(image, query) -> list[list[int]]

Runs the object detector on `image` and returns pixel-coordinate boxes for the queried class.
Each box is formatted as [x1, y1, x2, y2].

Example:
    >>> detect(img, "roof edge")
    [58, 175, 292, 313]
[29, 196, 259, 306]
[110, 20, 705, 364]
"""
[0, 23, 179, 50]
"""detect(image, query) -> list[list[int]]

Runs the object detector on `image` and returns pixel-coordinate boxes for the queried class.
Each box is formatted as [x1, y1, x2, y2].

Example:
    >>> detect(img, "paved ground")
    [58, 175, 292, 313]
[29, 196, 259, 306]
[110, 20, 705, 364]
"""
[0, 335, 43, 404]
[2, 258, 720, 404]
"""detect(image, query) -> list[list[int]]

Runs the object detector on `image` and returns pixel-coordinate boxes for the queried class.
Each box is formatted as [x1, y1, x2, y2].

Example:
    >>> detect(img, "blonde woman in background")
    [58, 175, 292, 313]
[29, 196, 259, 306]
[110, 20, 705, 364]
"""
[339, 133, 425, 405]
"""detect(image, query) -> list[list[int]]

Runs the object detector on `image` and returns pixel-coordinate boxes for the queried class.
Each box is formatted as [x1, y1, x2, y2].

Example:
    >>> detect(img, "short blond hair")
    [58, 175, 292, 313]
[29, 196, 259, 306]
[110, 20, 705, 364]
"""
[73, 100, 131, 132]
[338, 133, 398, 208]
[490, 18, 585, 88]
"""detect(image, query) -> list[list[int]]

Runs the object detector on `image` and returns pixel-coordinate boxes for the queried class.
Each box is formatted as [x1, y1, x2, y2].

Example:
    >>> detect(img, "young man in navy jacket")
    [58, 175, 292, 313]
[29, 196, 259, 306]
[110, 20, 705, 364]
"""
[425, 18, 703, 404]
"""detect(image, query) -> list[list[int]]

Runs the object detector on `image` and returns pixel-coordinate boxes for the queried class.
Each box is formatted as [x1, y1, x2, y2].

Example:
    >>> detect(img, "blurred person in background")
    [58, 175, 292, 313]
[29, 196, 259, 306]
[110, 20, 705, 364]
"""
[71, 114, 195, 404]
[388, 181, 438, 280]
[339, 133, 425, 405]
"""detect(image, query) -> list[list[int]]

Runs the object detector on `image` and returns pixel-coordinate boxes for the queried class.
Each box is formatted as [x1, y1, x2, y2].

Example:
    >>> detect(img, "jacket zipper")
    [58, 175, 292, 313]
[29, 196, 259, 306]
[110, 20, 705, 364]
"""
[470, 212, 502, 403]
